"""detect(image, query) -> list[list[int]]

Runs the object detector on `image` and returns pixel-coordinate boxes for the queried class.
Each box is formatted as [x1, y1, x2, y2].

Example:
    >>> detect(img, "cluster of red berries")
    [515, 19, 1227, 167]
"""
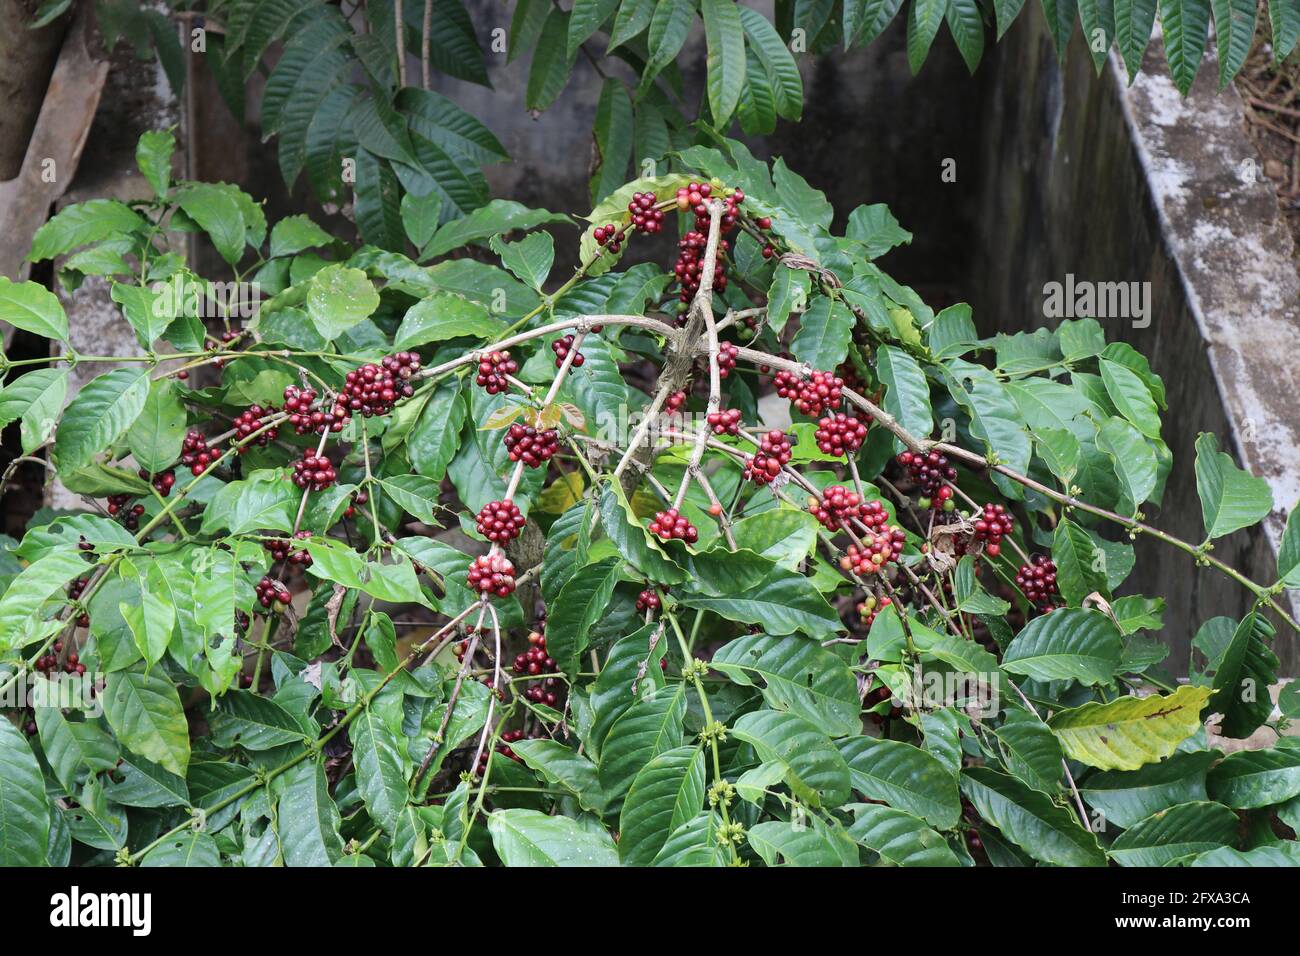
[717, 341, 738, 378]
[552, 334, 585, 369]
[517, 630, 561, 706]
[896, 450, 957, 506]
[68, 577, 91, 628]
[503, 423, 559, 467]
[775, 369, 844, 417]
[107, 494, 145, 530]
[840, 526, 907, 576]
[672, 231, 729, 305]
[139, 469, 176, 496]
[592, 225, 626, 252]
[343, 490, 368, 518]
[1016, 555, 1059, 607]
[475, 351, 517, 394]
[340, 353, 420, 417]
[815, 413, 869, 457]
[665, 391, 688, 416]
[676, 181, 745, 233]
[255, 576, 292, 610]
[180, 429, 217, 476]
[706, 408, 741, 435]
[265, 530, 313, 566]
[475, 499, 526, 543]
[648, 508, 699, 544]
[808, 486, 863, 531]
[477, 729, 543, 774]
[291, 454, 337, 492]
[973, 503, 1014, 556]
[283, 385, 348, 435]
[636, 588, 661, 612]
[467, 553, 516, 597]
[857, 593, 893, 628]
[231, 405, 277, 452]
[744, 430, 794, 485]
[626, 191, 666, 234]
[34, 641, 85, 676]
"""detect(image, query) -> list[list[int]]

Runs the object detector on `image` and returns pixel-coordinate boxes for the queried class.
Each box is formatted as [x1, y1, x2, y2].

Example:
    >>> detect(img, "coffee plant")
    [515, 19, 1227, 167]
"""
[1, 129, 1299, 867]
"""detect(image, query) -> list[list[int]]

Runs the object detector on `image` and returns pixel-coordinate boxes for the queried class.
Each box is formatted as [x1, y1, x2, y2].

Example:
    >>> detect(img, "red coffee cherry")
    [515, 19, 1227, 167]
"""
[744, 430, 793, 485]
[343, 490, 368, 518]
[475, 351, 518, 395]
[896, 450, 958, 504]
[665, 390, 688, 415]
[808, 486, 863, 531]
[467, 553, 516, 598]
[291, 454, 337, 492]
[647, 508, 698, 544]
[552, 334, 585, 369]
[593, 224, 625, 252]
[341, 353, 420, 417]
[840, 526, 907, 576]
[815, 412, 869, 456]
[265, 530, 313, 566]
[636, 589, 661, 612]
[283, 385, 349, 435]
[475, 499, 526, 543]
[232, 405, 278, 452]
[717, 341, 738, 378]
[139, 468, 176, 496]
[857, 593, 893, 628]
[973, 503, 1015, 556]
[1016, 554, 1059, 608]
[672, 229, 728, 304]
[626, 191, 665, 234]
[706, 408, 742, 435]
[503, 424, 559, 468]
[255, 575, 292, 610]
[180, 429, 215, 475]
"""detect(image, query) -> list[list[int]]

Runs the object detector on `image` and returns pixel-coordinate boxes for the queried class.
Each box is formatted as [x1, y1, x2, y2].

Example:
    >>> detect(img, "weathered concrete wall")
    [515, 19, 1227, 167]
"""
[968, 11, 1300, 673]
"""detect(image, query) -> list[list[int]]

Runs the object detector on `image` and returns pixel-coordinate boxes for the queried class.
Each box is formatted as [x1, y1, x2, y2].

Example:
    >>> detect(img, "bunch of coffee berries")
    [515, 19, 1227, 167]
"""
[841, 526, 907, 576]
[467, 553, 516, 597]
[291, 454, 337, 492]
[672, 230, 728, 303]
[592, 224, 626, 252]
[264, 530, 313, 566]
[744, 430, 794, 485]
[34, 642, 84, 676]
[896, 450, 957, 508]
[139, 468, 176, 496]
[675, 181, 745, 234]
[255, 576, 292, 610]
[231, 405, 278, 452]
[475, 499, 526, 543]
[475, 351, 517, 394]
[972, 503, 1014, 556]
[707, 408, 742, 435]
[283, 385, 348, 435]
[647, 508, 699, 544]
[552, 334, 585, 369]
[717, 341, 738, 378]
[775, 369, 843, 417]
[808, 486, 863, 531]
[343, 490, 368, 519]
[857, 593, 893, 628]
[626, 191, 665, 234]
[68, 578, 91, 628]
[665, 391, 688, 415]
[815, 413, 869, 457]
[107, 494, 145, 530]
[503, 423, 559, 467]
[180, 429, 217, 476]
[340, 353, 420, 417]
[636, 588, 661, 612]
[1016, 555, 1059, 608]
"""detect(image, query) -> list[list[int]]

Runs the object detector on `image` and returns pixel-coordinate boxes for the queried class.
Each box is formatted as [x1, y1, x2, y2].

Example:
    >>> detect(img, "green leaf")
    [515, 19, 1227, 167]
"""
[1107, 800, 1238, 865]
[730, 509, 819, 570]
[678, 565, 841, 638]
[408, 380, 467, 482]
[1194, 432, 1273, 540]
[305, 264, 380, 341]
[597, 684, 687, 801]
[1079, 750, 1216, 828]
[277, 759, 344, 866]
[946, 0, 986, 72]
[349, 690, 409, 833]
[510, 739, 611, 813]
[1095, 416, 1157, 513]
[269, 214, 333, 258]
[1206, 612, 1278, 739]
[29, 199, 145, 261]
[954, 555, 1010, 615]
[0, 715, 50, 865]
[1047, 685, 1212, 771]
[1051, 519, 1109, 605]
[54, 367, 151, 472]
[141, 831, 220, 867]
[568, 0, 621, 57]
[733, 710, 851, 808]
[1159, 0, 1211, 94]
[640, 0, 695, 94]
[747, 819, 856, 866]
[0, 549, 88, 651]
[490, 232, 554, 291]
[395, 292, 504, 350]
[488, 808, 620, 866]
[837, 735, 960, 827]
[546, 557, 621, 676]
[0, 367, 67, 454]
[846, 803, 961, 866]
[200, 470, 298, 536]
[767, 266, 810, 333]
[619, 746, 706, 865]
[127, 379, 187, 474]
[590, 77, 634, 203]
[1212, 0, 1255, 86]
[787, 296, 852, 372]
[711, 633, 860, 737]
[211, 691, 309, 751]
[378, 475, 445, 525]
[527, 8, 578, 112]
[1002, 608, 1122, 684]
[961, 766, 1106, 866]
[0, 276, 69, 342]
[739, 6, 803, 120]
[1269, 0, 1300, 59]
[1277, 501, 1300, 586]
[176, 183, 246, 266]
[907, 0, 948, 72]
[1041, 0, 1078, 54]
[597, 483, 688, 585]
[35, 705, 118, 792]
[1099, 359, 1161, 439]
[102, 667, 191, 776]
[702, 0, 746, 126]
[588, 625, 667, 761]
[1115, 0, 1159, 78]
[122, 586, 175, 670]
[995, 705, 1064, 794]
[1207, 747, 1300, 808]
